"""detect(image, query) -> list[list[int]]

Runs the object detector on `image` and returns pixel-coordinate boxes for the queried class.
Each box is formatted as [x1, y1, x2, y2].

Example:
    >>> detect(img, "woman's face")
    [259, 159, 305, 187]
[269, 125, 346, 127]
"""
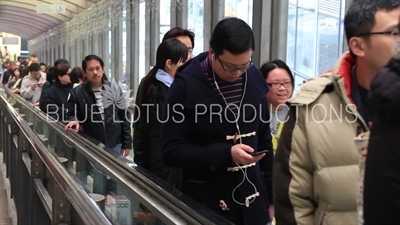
[59, 68, 71, 84]
[165, 59, 185, 77]
[14, 69, 20, 78]
[168, 60, 185, 77]
[266, 68, 293, 110]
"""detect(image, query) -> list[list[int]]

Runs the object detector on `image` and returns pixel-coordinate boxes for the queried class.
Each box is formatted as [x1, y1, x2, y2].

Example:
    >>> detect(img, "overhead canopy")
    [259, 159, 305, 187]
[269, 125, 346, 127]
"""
[0, 0, 101, 39]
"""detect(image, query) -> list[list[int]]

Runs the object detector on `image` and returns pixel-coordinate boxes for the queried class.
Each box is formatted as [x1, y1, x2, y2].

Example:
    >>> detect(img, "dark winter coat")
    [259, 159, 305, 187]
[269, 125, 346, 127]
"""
[364, 43, 400, 225]
[160, 52, 273, 225]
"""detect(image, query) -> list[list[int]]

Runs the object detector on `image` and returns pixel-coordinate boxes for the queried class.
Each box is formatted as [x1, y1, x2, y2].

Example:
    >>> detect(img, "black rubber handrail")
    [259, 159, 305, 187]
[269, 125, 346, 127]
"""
[5, 89, 234, 224]
[0, 94, 112, 225]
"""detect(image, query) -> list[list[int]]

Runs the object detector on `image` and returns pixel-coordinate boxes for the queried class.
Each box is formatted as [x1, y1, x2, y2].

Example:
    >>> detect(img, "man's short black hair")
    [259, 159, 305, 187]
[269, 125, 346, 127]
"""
[209, 17, 255, 56]
[28, 63, 40, 72]
[345, 0, 400, 44]
[162, 27, 195, 48]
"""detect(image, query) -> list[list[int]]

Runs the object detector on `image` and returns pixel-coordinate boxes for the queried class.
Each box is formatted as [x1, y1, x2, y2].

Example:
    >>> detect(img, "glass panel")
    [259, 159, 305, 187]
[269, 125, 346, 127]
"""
[187, 0, 204, 57]
[294, 7, 316, 77]
[294, 73, 307, 92]
[5, 90, 236, 225]
[287, 3, 297, 68]
[224, 0, 253, 27]
[316, 15, 340, 75]
[15, 105, 169, 225]
[139, 2, 146, 82]
[160, 0, 171, 43]
[316, 9, 341, 75]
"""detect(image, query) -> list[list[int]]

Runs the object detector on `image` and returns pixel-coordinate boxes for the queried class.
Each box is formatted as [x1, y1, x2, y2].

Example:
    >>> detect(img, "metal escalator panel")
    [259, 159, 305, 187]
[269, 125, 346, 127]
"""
[1, 87, 235, 225]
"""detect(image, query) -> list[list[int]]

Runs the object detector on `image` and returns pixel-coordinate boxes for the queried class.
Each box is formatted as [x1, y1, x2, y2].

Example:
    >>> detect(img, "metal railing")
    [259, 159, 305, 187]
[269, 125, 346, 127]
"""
[0, 90, 112, 225]
[0, 88, 235, 225]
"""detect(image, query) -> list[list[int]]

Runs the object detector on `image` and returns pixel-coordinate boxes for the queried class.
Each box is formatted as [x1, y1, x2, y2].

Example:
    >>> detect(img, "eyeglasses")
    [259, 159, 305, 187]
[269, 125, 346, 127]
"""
[357, 31, 400, 39]
[267, 82, 293, 89]
[217, 56, 253, 73]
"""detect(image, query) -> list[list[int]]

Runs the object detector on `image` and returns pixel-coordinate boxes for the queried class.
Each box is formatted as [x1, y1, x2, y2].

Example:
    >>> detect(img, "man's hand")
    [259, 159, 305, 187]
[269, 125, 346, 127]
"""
[121, 149, 131, 157]
[65, 121, 80, 132]
[30, 83, 39, 90]
[231, 144, 265, 165]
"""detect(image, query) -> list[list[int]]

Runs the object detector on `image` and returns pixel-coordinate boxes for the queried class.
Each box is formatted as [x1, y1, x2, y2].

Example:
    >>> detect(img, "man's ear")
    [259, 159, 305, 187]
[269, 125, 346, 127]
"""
[349, 37, 366, 57]
[208, 46, 214, 58]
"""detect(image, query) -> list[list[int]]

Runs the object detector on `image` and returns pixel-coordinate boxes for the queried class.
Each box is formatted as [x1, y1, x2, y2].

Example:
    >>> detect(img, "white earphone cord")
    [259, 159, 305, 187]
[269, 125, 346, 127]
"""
[212, 68, 259, 207]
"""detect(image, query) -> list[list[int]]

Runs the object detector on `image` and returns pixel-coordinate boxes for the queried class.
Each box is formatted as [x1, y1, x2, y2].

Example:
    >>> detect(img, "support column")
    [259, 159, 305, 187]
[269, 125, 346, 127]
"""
[342, 0, 353, 52]
[252, 0, 271, 67]
[111, 28, 116, 80]
[55, 45, 59, 61]
[60, 44, 64, 60]
[64, 44, 69, 65]
[112, 13, 123, 82]
[93, 34, 99, 56]
[127, 0, 140, 91]
[103, 31, 110, 77]
[84, 36, 90, 56]
[170, 0, 188, 28]
[270, 0, 288, 62]
[203, 0, 225, 49]
[145, 0, 160, 67]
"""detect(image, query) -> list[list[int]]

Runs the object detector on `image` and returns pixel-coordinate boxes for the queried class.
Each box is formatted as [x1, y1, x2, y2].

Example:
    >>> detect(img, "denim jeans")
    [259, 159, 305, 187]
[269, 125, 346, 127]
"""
[110, 143, 122, 154]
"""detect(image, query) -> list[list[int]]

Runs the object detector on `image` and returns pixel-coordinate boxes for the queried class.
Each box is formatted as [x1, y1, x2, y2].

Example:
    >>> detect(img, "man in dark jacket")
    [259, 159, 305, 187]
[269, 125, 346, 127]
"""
[160, 17, 274, 225]
[65, 55, 132, 155]
[364, 37, 400, 225]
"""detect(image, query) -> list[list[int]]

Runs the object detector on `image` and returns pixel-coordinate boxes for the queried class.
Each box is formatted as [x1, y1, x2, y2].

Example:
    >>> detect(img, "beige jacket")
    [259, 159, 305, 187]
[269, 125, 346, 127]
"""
[273, 52, 369, 225]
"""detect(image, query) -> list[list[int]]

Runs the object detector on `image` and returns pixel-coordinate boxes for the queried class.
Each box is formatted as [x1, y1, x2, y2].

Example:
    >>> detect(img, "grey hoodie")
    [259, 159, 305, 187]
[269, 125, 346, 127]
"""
[20, 73, 46, 103]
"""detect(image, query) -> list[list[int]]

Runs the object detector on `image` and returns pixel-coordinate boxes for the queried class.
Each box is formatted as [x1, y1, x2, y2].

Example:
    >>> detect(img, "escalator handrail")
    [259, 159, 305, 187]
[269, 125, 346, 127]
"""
[4, 90, 228, 224]
[0, 94, 112, 225]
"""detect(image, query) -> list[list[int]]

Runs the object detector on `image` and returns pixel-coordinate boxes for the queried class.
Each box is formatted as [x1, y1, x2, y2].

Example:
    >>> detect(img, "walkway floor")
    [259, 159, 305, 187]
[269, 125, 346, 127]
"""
[0, 169, 11, 225]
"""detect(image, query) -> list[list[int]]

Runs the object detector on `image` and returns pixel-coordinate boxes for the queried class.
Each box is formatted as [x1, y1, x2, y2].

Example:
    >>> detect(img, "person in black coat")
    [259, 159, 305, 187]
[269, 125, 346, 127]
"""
[41, 59, 69, 95]
[160, 17, 274, 225]
[65, 55, 132, 156]
[133, 38, 189, 181]
[39, 63, 73, 122]
[363, 39, 400, 224]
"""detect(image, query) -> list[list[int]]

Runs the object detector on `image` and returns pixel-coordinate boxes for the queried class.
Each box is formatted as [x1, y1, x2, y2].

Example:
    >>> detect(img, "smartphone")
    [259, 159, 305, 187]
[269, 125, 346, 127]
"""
[248, 149, 269, 156]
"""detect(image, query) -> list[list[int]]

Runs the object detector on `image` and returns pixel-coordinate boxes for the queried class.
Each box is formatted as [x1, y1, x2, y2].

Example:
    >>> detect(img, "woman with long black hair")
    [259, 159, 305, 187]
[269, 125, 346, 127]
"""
[133, 38, 189, 181]
[8, 68, 24, 93]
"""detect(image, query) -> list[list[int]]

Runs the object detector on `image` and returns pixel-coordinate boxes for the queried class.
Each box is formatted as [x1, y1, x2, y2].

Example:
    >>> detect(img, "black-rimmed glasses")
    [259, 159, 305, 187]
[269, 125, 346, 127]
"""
[357, 31, 399, 38]
[216, 56, 253, 73]
[267, 82, 293, 89]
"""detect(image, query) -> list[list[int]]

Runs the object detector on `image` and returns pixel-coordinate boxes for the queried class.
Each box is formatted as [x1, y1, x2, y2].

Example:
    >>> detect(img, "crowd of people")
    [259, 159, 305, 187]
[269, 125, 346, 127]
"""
[1, 0, 399, 224]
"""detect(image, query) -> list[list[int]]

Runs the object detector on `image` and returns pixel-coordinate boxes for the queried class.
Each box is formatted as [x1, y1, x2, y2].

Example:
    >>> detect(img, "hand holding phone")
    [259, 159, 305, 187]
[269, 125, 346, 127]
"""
[231, 144, 266, 165]
[248, 149, 269, 156]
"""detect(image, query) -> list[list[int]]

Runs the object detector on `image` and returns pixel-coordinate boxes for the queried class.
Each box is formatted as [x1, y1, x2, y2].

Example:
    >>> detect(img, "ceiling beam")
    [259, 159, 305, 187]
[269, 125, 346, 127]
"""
[0, 18, 48, 34]
[0, 11, 57, 27]
[0, 5, 61, 24]
[63, 0, 89, 14]
[0, 1, 70, 21]
[0, 26, 38, 39]
[8, 0, 77, 17]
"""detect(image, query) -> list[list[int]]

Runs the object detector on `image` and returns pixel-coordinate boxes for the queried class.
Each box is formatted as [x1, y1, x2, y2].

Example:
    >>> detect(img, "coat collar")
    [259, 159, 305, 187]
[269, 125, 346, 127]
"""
[176, 52, 269, 125]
